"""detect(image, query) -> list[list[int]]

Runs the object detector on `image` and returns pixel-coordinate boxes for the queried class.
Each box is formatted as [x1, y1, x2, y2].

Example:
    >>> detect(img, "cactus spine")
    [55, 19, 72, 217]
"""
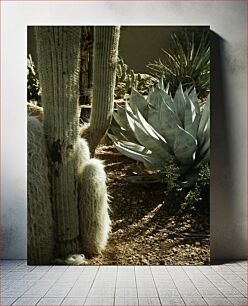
[81, 26, 120, 154]
[35, 26, 82, 258]
[27, 117, 54, 264]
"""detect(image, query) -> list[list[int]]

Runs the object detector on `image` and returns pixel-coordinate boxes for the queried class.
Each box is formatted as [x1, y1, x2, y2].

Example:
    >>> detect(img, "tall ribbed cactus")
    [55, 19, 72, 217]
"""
[80, 26, 120, 154]
[27, 117, 54, 264]
[35, 26, 82, 258]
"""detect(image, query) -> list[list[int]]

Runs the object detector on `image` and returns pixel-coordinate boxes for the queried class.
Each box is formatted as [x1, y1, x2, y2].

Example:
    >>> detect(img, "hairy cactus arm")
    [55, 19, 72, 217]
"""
[27, 116, 54, 264]
[78, 159, 111, 256]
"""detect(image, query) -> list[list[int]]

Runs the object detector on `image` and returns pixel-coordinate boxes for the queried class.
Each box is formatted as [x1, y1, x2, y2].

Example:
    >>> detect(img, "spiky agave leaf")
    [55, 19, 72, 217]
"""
[109, 83, 210, 186]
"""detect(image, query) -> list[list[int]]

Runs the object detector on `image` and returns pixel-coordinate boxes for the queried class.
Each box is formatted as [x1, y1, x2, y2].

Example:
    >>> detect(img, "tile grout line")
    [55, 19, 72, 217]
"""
[195, 266, 234, 304]
[149, 266, 163, 306]
[134, 266, 139, 304]
[112, 265, 118, 305]
[213, 268, 247, 297]
[182, 265, 210, 303]
[60, 265, 86, 305]
[83, 265, 100, 305]
[20, 265, 52, 297]
[163, 266, 186, 306]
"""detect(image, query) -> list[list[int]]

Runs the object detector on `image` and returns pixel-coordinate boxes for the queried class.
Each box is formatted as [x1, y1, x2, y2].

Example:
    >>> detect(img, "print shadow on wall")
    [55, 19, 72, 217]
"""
[27, 26, 210, 265]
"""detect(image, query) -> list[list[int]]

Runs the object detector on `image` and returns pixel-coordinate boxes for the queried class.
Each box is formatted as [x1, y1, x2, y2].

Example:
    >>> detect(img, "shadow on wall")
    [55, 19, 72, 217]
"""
[210, 31, 246, 262]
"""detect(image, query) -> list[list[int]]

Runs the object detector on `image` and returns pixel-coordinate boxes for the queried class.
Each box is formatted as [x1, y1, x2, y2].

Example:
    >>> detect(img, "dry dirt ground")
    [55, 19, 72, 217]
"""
[87, 144, 210, 266]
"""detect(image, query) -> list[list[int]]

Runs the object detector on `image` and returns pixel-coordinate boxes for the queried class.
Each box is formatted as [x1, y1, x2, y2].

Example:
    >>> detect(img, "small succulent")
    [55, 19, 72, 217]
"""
[109, 80, 210, 186]
[115, 56, 156, 99]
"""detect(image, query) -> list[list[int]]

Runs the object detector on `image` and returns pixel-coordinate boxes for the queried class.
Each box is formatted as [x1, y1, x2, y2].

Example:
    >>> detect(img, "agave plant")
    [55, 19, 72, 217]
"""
[109, 80, 210, 186]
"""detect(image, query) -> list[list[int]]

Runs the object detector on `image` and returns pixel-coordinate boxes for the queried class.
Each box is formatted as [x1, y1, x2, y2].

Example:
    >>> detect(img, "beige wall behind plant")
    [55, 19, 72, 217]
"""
[28, 25, 207, 74]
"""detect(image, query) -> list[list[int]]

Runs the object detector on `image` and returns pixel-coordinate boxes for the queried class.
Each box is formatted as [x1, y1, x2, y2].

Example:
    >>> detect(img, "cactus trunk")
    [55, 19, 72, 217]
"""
[81, 26, 120, 154]
[35, 26, 82, 258]
[27, 117, 54, 264]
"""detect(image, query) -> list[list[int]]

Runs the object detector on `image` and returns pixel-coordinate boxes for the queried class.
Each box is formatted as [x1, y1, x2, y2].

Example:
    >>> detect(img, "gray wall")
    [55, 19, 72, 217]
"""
[2, 1, 246, 261]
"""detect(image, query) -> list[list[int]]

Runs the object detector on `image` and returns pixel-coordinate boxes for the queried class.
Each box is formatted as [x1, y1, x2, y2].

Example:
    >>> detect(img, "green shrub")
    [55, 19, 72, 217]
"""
[182, 163, 210, 211]
[158, 158, 181, 192]
[159, 161, 210, 213]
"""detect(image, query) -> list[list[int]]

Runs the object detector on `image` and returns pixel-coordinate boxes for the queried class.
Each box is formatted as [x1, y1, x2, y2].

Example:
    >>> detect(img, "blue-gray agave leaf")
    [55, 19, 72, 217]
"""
[109, 82, 210, 185]
[129, 88, 148, 119]
[184, 95, 199, 138]
[189, 87, 200, 116]
[113, 104, 131, 132]
[173, 125, 197, 165]
[173, 83, 186, 125]
[198, 94, 210, 141]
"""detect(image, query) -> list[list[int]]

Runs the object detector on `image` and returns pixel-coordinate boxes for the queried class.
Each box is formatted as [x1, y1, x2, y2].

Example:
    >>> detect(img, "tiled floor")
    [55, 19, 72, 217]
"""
[0, 260, 247, 305]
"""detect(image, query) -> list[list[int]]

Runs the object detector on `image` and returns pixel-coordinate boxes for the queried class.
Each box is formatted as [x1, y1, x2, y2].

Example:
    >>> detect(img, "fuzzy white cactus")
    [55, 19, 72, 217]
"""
[27, 116, 54, 264]
[78, 158, 111, 256]
[75, 138, 91, 173]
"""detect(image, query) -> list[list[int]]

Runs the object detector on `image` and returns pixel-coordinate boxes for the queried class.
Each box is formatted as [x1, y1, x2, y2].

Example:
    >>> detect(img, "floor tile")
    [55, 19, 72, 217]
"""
[88, 286, 115, 298]
[115, 297, 138, 305]
[2, 289, 29, 298]
[66, 266, 85, 272]
[92, 279, 116, 287]
[88, 287, 115, 298]
[118, 266, 135, 272]
[44, 284, 72, 297]
[177, 289, 201, 298]
[84, 297, 114, 305]
[49, 266, 69, 272]
[136, 278, 155, 288]
[22, 281, 55, 297]
[12, 297, 40, 305]
[159, 297, 185, 305]
[138, 297, 161, 305]
[228, 297, 248, 305]
[31, 266, 52, 272]
[67, 285, 91, 297]
[37, 297, 64, 305]
[99, 266, 117, 272]
[137, 287, 158, 298]
[116, 279, 136, 287]
[115, 287, 137, 298]
[217, 286, 245, 297]
[3, 272, 28, 280]
[61, 297, 86, 305]
[197, 287, 224, 297]
[182, 297, 207, 305]
[0, 297, 17, 306]
[204, 297, 233, 305]
[157, 288, 180, 298]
